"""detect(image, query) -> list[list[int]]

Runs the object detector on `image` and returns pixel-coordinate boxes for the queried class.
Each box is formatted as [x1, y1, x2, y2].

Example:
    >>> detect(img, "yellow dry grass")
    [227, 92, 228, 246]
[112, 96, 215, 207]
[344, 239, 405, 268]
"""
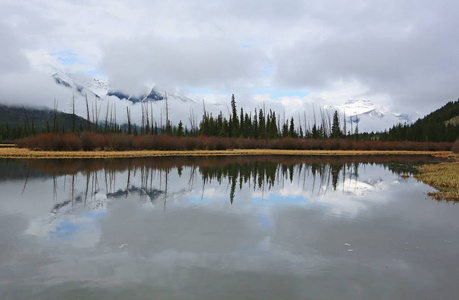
[0, 147, 446, 159]
[415, 160, 459, 201]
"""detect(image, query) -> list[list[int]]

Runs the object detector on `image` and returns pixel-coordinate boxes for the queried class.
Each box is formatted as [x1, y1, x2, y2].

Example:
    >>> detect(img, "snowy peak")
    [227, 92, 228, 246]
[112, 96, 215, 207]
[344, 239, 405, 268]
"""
[48, 66, 194, 104]
[106, 88, 165, 103]
[49, 67, 109, 99]
[324, 100, 419, 132]
[325, 100, 386, 119]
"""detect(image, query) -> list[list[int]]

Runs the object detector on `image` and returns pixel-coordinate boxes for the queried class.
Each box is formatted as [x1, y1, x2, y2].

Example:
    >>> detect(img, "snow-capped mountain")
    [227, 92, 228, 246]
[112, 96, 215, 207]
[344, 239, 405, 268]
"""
[35, 65, 201, 127]
[324, 100, 420, 133]
[51, 67, 108, 99]
[48, 66, 194, 104]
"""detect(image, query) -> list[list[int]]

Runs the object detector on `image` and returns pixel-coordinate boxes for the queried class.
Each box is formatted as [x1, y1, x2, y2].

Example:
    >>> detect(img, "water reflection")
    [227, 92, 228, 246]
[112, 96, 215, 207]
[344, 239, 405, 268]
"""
[1, 155, 457, 299]
[10, 155, 444, 207]
[2, 155, 443, 245]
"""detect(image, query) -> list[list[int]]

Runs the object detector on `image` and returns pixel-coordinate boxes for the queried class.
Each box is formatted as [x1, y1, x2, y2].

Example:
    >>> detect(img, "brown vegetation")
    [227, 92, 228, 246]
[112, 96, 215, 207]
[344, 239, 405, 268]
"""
[16, 133, 453, 153]
[452, 139, 459, 153]
[0, 147, 447, 159]
[415, 161, 459, 201]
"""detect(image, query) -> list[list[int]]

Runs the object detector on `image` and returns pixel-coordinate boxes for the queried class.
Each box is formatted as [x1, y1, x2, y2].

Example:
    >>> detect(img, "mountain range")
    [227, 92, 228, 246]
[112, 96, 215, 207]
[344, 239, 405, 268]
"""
[1, 66, 428, 135]
[48, 66, 194, 104]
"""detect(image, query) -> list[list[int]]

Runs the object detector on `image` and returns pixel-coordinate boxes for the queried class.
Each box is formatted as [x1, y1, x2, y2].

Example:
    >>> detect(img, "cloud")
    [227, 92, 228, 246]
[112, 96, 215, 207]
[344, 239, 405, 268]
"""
[1, 0, 459, 119]
[0, 70, 73, 109]
[101, 36, 264, 93]
[0, 21, 29, 73]
[272, 0, 459, 112]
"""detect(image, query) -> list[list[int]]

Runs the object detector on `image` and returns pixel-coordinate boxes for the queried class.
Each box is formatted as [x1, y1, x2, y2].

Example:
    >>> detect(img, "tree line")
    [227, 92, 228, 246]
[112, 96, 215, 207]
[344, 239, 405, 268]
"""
[1, 94, 350, 142]
[378, 100, 459, 143]
[2, 94, 459, 148]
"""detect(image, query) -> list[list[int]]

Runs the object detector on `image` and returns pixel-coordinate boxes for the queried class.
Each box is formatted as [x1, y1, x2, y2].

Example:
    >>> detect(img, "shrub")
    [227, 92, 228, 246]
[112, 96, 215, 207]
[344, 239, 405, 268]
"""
[15, 133, 455, 152]
[452, 139, 459, 153]
[80, 132, 101, 151]
[185, 137, 199, 150]
[62, 133, 81, 151]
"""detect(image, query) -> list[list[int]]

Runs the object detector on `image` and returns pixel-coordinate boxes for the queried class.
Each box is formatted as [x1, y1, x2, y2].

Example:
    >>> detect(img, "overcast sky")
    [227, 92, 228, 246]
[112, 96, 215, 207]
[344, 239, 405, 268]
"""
[1, 0, 459, 117]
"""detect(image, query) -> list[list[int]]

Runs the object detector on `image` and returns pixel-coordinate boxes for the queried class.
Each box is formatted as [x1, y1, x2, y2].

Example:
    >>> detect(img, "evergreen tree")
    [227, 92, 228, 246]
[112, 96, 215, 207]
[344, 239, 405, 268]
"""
[230, 94, 239, 137]
[288, 117, 296, 138]
[258, 108, 266, 139]
[312, 124, 319, 139]
[331, 110, 342, 139]
[176, 121, 184, 137]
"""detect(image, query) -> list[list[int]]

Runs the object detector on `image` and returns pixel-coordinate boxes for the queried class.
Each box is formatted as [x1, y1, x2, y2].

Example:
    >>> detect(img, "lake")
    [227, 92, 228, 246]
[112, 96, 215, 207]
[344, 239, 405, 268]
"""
[1, 156, 458, 299]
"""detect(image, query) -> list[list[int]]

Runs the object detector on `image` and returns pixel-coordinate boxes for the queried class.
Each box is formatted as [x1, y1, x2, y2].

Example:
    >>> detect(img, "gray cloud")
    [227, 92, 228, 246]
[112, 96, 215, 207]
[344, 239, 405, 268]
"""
[1, 0, 459, 118]
[101, 36, 264, 93]
[0, 22, 29, 73]
[272, 0, 459, 112]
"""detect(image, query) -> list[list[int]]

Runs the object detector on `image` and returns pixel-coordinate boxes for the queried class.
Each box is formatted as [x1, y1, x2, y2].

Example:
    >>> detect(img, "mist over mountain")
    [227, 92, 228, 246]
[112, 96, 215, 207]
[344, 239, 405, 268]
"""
[37, 66, 200, 128]
[324, 100, 420, 133]
[0, 66, 436, 136]
[49, 66, 195, 104]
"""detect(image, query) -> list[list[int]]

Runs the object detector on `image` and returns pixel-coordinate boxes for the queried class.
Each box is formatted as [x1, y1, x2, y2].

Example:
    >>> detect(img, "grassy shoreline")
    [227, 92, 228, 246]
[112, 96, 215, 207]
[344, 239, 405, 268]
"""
[0, 147, 449, 159]
[415, 160, 459, 201]
[2, 146, 457, 201]
[2, 147, 456, 201]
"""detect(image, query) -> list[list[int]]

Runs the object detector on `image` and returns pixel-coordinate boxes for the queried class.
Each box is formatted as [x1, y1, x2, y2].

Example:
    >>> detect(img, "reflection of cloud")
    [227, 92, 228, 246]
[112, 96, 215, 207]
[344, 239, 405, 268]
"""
[24, 185, 112, 247]
[26, 212, 103, 248]
[126, 236, 324, 278]
[19, 162, 397, 250]
[6, 160, 454, 298]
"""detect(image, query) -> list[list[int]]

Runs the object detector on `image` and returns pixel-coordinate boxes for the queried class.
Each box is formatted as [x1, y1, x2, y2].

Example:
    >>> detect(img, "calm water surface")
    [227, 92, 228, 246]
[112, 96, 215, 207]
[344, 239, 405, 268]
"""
[0, 156, 458, 299]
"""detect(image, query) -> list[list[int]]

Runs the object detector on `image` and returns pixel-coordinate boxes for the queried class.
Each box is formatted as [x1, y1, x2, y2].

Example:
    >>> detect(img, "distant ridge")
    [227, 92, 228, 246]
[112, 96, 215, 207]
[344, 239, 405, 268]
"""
[0, 104, 91, 131]
[384, 100, 459, 142]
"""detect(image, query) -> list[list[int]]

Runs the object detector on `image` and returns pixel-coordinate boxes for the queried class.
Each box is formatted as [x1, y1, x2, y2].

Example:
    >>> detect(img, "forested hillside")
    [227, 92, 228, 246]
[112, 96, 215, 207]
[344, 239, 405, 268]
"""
[0, 104, 90, 141]
[380, 100, 459, 142]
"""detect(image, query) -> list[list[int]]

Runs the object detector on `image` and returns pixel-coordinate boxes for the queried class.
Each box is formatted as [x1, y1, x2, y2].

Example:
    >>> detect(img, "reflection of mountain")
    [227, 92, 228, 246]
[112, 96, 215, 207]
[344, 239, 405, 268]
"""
[19, 156, 445, 246]
[19, 156, 439, 216]
[107, 186, 164, 200]
[336, 178, 384, 196]
[51, 184, 166, 215]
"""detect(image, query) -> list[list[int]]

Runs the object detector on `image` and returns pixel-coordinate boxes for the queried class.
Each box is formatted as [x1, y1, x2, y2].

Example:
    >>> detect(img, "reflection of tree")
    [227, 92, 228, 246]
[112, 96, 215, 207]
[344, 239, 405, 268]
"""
[16, 155, 450, 211]
[200, 159, 359, 202]
[229, 175, 236, 204]
[330, 163, 344, 190]
[14, 155, 447, 179]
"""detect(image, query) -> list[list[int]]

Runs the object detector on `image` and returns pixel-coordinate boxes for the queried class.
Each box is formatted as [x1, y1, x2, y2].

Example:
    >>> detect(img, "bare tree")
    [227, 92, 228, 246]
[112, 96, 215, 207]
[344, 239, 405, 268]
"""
[85, 94, 90, 131]
[53, 98, 59, 133]
[126, 106, 132, 135]
[104, 99, 109, 134]
[343, 110, 347, 137]
[150, 101, 154, 134]
[141, 102, 145, 134]
[188, 107, 197, 136]
[165, 91, 170, 134]
[145, 102, 150, 134]
[94, 98, 101, 133]
[72, 94, 75, 133]
[114, 104, 117, 133]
